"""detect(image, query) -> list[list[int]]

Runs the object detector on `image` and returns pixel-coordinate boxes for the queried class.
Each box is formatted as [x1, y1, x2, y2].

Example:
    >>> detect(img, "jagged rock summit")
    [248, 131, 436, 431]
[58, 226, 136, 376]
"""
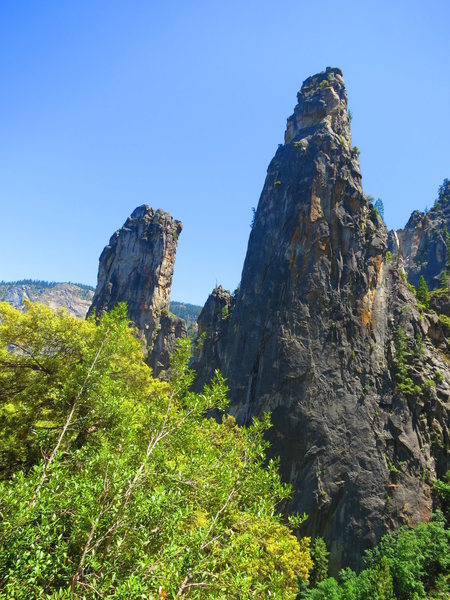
[193, 68, 449, 571]
[88, 205, 186, 375]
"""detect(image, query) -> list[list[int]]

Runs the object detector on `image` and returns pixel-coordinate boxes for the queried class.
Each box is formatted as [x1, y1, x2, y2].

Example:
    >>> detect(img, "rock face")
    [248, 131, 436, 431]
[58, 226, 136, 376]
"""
[392, 179, 450, 289]
[0, 281, 94, 318]
[88, 206, 186, 375]
[192, 68, 449, 571]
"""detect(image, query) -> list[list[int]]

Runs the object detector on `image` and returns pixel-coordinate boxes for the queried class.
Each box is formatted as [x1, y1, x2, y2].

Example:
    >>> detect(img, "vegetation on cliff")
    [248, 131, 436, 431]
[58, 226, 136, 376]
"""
[300, 505, 449, 599]
[0, 301, 312, 599]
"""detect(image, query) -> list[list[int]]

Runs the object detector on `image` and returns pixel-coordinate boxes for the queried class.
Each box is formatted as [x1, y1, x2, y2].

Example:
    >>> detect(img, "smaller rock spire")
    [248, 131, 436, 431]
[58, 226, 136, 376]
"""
[88, 205, 186, 376]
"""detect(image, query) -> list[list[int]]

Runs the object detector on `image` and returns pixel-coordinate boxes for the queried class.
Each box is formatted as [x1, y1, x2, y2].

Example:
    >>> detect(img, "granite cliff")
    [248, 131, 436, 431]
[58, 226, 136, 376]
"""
[88, 205, 186, 376]
[192, 68, 449, 571]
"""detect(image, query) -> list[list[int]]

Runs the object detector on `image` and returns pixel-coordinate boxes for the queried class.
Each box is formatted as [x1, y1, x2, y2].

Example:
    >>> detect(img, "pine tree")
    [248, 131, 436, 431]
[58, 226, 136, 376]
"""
[416, 275, 430, 308]
[374, 198, 384, 218]
[310, 537, 329, 587]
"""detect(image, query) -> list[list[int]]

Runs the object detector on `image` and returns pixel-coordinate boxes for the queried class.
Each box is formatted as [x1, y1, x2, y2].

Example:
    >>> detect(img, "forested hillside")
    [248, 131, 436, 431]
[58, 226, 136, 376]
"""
[0, 281, 201, 334]
[0, 280, 94, 318]
[170, 301, 202, 337]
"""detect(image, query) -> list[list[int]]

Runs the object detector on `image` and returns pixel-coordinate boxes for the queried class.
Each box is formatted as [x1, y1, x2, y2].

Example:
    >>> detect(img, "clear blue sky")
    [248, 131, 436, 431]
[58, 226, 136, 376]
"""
[1, 1, 449, 306]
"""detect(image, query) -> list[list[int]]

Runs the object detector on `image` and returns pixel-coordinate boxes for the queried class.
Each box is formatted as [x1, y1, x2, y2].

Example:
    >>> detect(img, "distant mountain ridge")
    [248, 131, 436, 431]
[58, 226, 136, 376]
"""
[0, 280, 202, 327]
[169, 301, 201, 337]
[0, 280, 95, 319]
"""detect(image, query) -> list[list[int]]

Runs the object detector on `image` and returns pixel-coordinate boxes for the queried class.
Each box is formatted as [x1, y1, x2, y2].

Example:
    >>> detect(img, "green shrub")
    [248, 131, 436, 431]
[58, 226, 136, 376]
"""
[435, 369, 444, 382]
[300, 512, 449, 599]
[415, 333, 424, 356]
[388, 460, 400, 474]
[439, 314, 450, 330]
[423, 378, 436, 393]
[432, 475, 450, 524]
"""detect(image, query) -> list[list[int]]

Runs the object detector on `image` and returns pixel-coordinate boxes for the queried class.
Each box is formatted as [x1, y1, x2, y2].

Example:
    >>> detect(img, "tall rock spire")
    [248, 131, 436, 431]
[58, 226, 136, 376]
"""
[192, 68, 449, 571]
[88, 205, 186, 375]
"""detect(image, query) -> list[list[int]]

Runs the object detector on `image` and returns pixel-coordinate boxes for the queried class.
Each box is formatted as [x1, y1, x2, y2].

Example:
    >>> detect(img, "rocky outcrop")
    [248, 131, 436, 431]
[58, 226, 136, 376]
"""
[0, 281, 94, 318]
[88, 205, 186, 375]
[392, 179, 450, 289]
[192, 286, 234, 385]
[192, 68, 449, 571]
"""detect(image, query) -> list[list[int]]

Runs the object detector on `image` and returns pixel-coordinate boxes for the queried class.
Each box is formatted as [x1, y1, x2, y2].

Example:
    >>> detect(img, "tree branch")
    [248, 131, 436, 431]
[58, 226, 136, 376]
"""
[30, 336, 108, 507]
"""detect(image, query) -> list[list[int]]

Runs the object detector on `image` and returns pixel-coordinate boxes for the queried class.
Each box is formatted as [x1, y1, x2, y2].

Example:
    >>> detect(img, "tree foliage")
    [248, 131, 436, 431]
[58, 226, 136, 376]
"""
[300, 513, 449, 599]
[309, 537, 329, 587]
[416, 275, 430, 308]
[374, 198, 384, 219]
[0, 301, 312, 599]
[394, 326, 422, 397]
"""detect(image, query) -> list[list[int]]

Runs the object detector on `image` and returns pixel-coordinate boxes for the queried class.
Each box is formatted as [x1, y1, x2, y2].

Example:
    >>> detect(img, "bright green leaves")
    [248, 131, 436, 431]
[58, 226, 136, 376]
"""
[300, 513, 449, 599]
[0, 302, 312, 598]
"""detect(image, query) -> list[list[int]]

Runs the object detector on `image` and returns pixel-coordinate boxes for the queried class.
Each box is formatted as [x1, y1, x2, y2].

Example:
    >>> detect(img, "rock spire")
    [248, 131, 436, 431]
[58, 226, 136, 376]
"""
[192, 68, 449, 571]
[88, 205, 186, 375]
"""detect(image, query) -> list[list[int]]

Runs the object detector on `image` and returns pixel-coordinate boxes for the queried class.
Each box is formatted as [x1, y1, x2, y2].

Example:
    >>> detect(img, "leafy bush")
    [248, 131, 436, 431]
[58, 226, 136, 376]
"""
[300, 513, 449, 599]
[433, 474, 450, 524]
[439, 314, 450, 330]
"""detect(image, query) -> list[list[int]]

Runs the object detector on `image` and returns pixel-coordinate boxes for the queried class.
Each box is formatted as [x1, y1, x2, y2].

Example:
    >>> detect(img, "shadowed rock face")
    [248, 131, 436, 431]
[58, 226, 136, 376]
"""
[192, 68, 449, 572]
[391, 179, 450, 289]
[88, 205, 186, 375]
